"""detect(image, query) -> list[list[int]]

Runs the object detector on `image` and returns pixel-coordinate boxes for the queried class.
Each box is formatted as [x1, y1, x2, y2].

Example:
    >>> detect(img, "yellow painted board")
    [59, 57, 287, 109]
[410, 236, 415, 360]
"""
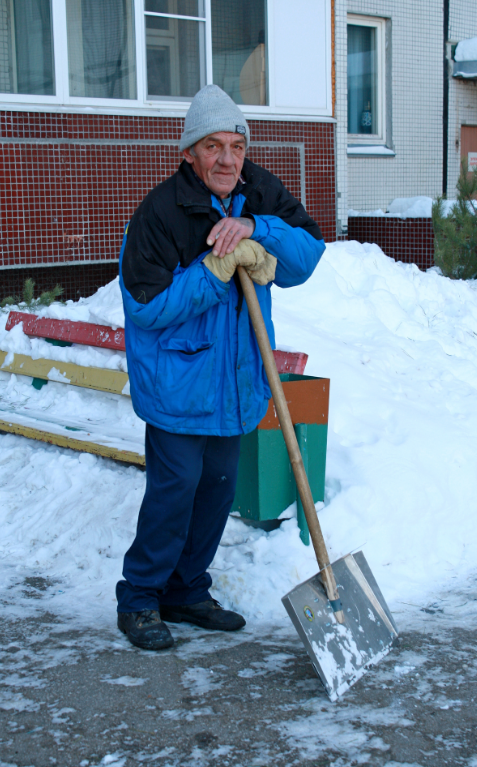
[0, 418, 145, 466]
[0, 351, 130, 397]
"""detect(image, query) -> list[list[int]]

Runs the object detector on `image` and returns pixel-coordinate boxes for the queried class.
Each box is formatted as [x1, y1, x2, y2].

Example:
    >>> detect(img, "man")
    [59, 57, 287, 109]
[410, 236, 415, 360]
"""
[117, 85, 325, 651]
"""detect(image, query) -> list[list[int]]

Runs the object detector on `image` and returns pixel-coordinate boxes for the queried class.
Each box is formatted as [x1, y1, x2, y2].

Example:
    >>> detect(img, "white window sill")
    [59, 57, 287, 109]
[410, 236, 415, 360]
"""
[0, 99, 336, 123]
[347, 145, 395, 157]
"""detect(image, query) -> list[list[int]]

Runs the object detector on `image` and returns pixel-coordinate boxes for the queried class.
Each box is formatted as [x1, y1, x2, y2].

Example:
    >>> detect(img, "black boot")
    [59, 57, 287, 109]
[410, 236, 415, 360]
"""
[118, 610, 174, 650]
[160, 599, 246, 631]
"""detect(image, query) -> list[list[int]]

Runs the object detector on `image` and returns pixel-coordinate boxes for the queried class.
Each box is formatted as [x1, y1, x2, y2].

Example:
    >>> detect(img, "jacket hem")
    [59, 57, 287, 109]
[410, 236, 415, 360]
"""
[141, 419, 246, 437]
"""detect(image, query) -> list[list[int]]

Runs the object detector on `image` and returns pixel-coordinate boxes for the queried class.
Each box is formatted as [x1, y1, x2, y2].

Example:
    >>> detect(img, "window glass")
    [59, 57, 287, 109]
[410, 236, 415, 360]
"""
[0, 0, 54, 95]
[145, 1, 205, 99]
[348, 24, 377, 135]
[212, 0, 267, 105]
[145, 0, 202, 17]
[66, 0, 136, 99]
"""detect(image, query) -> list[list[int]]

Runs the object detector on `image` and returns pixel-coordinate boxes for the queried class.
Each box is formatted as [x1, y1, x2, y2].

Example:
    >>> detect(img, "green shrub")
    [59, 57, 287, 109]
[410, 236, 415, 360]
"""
[1, 279, 64, 309]
[432, 159, 477, 280]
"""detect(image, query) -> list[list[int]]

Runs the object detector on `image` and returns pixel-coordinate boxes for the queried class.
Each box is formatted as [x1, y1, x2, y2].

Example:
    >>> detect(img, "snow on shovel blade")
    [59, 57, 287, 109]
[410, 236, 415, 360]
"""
[282, 550, 398, 701]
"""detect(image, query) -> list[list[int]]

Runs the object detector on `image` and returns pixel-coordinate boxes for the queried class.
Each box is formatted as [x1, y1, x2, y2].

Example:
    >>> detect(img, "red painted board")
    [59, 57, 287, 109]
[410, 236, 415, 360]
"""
[273, 350, 308, 374]
[6, 311, 308, 373]
[6, 312, 126, 351]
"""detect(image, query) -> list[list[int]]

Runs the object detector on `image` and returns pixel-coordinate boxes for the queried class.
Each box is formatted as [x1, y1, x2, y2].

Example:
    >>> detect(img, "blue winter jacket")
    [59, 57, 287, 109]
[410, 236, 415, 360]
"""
[119, 193, 325, 436]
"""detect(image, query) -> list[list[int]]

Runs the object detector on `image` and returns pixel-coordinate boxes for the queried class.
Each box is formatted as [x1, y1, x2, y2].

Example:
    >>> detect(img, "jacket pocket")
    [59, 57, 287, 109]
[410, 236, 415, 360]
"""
[155, 337, 217, 416]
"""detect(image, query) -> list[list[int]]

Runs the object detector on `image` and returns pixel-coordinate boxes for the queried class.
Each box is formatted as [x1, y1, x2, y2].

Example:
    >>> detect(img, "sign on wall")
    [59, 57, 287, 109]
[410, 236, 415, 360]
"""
[468, 152, 477, 171]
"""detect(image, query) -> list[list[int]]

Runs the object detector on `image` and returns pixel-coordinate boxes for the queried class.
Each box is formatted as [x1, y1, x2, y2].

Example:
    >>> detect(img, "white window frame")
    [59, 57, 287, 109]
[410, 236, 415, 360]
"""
[347, 14, 386, 146]
[143, 3, 207, 102]
[0, 0, 334, 120]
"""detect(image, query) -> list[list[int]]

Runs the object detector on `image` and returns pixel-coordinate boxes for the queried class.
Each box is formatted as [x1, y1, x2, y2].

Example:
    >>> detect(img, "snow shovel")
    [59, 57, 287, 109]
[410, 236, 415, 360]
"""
[237, 266, 398, 701]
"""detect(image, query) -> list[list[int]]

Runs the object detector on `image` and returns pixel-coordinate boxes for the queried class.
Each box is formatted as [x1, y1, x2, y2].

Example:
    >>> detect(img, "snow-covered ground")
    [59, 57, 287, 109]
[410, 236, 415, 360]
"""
[1, 239, 477, 633]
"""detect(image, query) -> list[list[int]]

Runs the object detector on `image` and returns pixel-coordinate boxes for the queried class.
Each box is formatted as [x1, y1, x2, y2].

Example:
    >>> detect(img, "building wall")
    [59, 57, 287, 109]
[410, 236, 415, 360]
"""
[348, 217, 434, 270]
[0, 112, 336, 290]
[447, 0, 477, 199]
[334, 0, 349, 235]
[343, 0, 443, 213]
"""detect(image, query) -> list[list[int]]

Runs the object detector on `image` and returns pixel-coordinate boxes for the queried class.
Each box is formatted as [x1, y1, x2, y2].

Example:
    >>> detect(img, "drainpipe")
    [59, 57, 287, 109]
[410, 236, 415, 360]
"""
[443, 0, 450, 196]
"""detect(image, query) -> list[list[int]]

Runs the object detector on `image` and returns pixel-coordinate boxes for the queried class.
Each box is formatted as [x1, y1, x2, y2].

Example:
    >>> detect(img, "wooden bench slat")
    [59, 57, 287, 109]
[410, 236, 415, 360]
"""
[5, 312, 308, 373]
[6, 312, 126, 351]
[0, 417, 144, 466]
[272, 350, 308, 375]
[0, 351, 130, 397]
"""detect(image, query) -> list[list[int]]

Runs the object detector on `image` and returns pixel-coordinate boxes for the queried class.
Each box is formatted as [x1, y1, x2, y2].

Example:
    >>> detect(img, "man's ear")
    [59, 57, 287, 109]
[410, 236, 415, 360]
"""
[183, 147, 194, 165]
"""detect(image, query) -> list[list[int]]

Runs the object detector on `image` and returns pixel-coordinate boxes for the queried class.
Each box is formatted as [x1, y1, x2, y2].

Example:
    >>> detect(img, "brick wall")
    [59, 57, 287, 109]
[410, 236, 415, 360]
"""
[347, 217, 434, 271]
[0, 111, 336, 300]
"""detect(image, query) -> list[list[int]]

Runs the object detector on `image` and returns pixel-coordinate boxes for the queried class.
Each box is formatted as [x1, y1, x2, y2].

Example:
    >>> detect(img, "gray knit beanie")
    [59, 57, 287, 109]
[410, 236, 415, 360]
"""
[180, 85, 250, 152]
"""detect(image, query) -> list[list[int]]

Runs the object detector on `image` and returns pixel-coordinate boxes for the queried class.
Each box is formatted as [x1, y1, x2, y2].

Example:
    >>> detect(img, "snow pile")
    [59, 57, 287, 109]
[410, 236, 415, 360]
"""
[39, 276, 124, 328]
[387, 196, 434, 217]
[348, 207, 387, 217]
[348, 196, 459, 218]
[2, 240, 477, 627]
[455, 36, 477, 62]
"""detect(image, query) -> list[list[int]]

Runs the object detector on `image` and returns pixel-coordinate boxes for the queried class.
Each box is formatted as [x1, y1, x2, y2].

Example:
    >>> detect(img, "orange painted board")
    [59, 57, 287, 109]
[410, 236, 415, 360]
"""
[258, 378, 329, 430]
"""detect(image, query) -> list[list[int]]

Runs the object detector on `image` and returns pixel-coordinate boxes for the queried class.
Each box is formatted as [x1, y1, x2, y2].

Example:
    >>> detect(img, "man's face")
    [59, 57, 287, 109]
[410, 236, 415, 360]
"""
[183, 132, 246, 198]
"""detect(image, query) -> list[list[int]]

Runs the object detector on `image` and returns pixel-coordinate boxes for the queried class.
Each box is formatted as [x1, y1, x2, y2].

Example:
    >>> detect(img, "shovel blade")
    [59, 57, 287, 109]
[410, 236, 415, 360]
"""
[282, 551, 398, 701]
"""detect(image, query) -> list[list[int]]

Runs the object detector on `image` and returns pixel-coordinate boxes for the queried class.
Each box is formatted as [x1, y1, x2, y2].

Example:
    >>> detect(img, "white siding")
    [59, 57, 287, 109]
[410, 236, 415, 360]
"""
[341, 0, 443, 213]
[334, 0, 348, 233]
[0, 0, 12, 93]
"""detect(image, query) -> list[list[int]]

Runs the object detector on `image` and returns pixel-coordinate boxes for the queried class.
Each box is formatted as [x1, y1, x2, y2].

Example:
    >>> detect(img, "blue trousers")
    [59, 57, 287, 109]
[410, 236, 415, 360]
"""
[116, 424, 241, 613]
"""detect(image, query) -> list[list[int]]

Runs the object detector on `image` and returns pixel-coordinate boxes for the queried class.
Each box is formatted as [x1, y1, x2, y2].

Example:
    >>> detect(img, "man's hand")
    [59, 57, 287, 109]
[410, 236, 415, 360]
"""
[206, 216, 255, 258]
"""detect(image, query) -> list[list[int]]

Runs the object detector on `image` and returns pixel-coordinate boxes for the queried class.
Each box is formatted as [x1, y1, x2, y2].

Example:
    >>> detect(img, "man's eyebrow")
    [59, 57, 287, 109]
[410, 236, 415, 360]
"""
[203, 135, 246, 144]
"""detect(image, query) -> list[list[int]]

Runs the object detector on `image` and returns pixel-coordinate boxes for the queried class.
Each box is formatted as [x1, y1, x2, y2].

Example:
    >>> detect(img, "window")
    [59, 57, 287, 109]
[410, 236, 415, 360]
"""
[211, 0, 267, 106]
[0, 0, 332, 116]
[144, 0, 267, 104]
[347, 16, 386, 144]
[145, 0, 205, 100]
[66, 0, 136, 99]
[0, 0, 55, 95]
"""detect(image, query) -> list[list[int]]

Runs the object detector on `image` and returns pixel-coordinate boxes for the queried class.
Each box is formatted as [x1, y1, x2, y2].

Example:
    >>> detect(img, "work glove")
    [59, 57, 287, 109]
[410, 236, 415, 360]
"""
[245, 247, 277, 285]
[203, 239, 276, 285]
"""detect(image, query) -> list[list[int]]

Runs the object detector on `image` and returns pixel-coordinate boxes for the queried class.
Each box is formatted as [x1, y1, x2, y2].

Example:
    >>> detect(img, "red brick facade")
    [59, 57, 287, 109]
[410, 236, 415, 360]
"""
[0, 111, 336, 300]
[347, 217, 435, 271]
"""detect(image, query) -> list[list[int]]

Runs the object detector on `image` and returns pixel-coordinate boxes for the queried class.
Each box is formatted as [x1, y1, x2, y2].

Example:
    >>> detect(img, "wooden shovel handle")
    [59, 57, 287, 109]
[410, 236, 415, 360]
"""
[237, 266, 344, 621]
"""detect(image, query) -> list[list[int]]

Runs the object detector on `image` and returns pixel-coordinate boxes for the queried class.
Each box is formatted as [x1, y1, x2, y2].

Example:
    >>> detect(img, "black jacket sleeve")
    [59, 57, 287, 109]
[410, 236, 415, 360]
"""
[121, 192, 179, 305]
[241, 159, 323, 243]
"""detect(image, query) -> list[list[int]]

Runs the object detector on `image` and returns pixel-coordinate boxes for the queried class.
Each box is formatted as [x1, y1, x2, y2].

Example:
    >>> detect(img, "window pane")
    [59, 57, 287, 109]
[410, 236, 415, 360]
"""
[66, 0, 136, 99]
[146, 16, 205, 99]
[212, 0, 267, 106]
[0, 0, 54, 95]
[347, 24, 377, 134]
[145, 0, 203, 18]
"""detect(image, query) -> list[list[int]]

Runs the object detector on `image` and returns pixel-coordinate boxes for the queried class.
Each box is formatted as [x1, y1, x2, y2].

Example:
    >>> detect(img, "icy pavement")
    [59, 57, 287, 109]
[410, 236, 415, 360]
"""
[1, 579, 477, 767]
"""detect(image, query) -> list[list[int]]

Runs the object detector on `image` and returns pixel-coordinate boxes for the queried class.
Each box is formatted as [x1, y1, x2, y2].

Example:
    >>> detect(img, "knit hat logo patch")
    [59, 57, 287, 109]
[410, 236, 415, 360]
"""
[236, 125, 246, 135]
